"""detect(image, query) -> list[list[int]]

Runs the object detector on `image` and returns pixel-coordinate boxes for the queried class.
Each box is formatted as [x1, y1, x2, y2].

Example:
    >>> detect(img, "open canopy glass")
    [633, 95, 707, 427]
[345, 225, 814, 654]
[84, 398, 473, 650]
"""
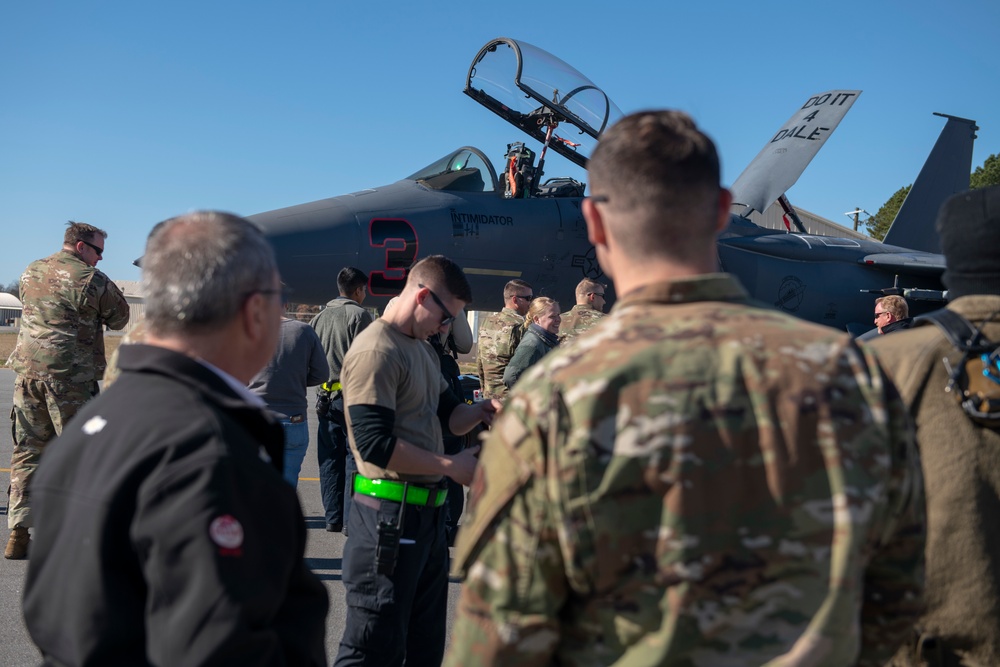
[464, 37, 622, 168]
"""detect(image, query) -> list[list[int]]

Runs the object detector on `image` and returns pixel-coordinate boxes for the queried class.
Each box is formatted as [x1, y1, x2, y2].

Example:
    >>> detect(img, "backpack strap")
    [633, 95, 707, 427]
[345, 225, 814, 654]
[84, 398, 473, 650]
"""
[912, 308, 1000, 427]
[913, 309, 995, 353]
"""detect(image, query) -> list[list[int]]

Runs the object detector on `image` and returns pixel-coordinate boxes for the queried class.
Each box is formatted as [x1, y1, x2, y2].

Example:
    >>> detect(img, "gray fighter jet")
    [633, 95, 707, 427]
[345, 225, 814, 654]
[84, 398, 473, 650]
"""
[250, 37, 977, 333]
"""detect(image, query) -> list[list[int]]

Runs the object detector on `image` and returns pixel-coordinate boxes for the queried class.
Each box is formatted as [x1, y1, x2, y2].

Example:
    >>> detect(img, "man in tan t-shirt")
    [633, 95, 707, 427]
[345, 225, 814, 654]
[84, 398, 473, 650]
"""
[334, 255, 500, 667]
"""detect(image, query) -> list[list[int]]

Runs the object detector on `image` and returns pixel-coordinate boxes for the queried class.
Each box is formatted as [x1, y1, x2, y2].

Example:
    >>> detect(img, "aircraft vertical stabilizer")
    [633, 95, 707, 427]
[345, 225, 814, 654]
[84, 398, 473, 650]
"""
[730, 90, 861, 215]
[882, 114, 979, 254]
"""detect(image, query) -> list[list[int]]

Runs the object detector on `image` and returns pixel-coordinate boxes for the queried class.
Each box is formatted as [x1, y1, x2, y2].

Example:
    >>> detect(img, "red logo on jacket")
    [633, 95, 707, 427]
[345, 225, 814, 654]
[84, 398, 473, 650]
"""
[209, 515, 244, 556]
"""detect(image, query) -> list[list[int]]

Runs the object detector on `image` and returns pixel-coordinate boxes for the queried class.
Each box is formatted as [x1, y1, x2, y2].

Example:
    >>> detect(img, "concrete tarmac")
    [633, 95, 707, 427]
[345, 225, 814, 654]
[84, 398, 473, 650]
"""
[0, 368, 464, 665]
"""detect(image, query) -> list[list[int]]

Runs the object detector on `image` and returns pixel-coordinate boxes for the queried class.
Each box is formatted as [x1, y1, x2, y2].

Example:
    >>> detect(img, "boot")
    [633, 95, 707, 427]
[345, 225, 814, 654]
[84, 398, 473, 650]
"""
[4, 526, 30, 560]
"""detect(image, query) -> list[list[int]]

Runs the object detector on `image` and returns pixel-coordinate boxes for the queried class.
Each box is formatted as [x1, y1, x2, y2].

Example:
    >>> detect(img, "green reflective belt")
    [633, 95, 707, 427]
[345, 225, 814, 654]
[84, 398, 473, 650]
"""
[321, 381, 342, 393]
[353, 475, 447, 508]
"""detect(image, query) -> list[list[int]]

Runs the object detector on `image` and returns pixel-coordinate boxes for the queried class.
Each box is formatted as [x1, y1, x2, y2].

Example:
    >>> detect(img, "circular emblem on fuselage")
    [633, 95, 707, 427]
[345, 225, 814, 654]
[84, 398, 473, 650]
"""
[775, 275, 806, 312]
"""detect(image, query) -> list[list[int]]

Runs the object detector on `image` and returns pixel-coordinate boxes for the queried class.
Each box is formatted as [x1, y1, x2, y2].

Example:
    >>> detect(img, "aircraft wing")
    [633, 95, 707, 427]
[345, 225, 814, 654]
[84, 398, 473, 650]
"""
[859, 251, 945, 276]
[730, 90, 861, 214]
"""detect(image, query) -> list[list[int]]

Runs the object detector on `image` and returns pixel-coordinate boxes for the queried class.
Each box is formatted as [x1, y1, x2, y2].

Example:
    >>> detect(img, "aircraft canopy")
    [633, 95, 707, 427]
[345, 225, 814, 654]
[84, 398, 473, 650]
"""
[407, 146, 498, 193]
[464, 37, 622, 168]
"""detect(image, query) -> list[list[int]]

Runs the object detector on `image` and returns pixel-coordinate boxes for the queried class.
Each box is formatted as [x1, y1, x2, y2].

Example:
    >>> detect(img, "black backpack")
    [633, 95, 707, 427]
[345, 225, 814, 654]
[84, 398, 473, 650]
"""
[913, 308, 1000, 427]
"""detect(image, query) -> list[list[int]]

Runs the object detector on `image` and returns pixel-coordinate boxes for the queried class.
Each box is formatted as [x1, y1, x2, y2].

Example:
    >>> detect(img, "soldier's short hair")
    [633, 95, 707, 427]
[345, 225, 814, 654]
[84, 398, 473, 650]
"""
[337, 267, 368, 296]
[876, 295, 908, 320]
[575, 278, 605, 302]
[503, 279, 533, 301]
[524, 296, 558, 329]
[407, 255, 472, 304]
[64, 221, 108, 246]
[588, 110, 722, 261]
[142, 211, 277, 336]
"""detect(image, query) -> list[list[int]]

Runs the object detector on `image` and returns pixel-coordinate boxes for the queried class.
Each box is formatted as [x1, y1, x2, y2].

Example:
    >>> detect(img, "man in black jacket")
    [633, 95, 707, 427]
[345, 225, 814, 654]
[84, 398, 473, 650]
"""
[857, 295, 914, 342]
[23, 211, 329, 666]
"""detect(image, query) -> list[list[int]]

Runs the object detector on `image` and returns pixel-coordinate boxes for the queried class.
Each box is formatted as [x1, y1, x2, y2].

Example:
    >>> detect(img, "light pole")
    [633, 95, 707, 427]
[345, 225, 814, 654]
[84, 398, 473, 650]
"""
[844, 208, 870, 233]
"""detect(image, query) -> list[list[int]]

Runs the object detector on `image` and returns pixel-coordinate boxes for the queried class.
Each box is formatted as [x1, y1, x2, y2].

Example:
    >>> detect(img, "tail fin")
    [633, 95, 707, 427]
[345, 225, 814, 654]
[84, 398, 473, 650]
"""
[881, 114, 978, 253]
[730, 90, 861, 215]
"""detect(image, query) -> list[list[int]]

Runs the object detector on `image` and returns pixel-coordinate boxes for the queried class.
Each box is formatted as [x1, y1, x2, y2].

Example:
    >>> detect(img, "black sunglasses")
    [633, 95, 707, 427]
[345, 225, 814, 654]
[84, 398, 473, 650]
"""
[81, 240, 104, 258]
[513, 294, 534, 302]
[419, 284, 455, 326]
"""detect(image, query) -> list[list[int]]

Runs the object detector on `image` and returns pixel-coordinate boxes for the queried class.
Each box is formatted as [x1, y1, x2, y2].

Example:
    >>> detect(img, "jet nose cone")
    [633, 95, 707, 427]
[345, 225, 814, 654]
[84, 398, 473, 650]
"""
[249, 199, 361, 306]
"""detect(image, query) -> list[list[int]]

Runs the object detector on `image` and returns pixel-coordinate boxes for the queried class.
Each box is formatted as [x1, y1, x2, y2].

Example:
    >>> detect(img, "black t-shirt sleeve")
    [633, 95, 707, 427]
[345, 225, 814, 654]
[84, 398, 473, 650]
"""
[437, 389, 462, 436]
[347, 404, 398, 468]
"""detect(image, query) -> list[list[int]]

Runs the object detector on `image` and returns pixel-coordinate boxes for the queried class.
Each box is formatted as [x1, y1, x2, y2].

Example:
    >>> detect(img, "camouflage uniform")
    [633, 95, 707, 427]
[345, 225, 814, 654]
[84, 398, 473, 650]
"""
[447, 274, 925, 667]
[102, 318, 147, 387]
[476, 307, 524, 400]
[6, 250, 130, 529]
[558, 303, 605, 343]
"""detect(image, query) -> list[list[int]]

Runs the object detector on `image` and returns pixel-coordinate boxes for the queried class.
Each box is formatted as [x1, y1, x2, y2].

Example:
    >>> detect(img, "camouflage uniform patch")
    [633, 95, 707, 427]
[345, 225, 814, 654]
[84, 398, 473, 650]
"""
[6, 250, 130, 529]
[476, 307, 524, 400]
[558, 304, 605, 343]
[446, 274, 925, 667]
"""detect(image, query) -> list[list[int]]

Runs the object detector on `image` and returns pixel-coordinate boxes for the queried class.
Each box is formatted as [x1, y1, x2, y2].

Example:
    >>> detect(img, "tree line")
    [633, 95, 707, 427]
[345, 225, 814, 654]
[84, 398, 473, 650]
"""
[865, 153, 1000, 240]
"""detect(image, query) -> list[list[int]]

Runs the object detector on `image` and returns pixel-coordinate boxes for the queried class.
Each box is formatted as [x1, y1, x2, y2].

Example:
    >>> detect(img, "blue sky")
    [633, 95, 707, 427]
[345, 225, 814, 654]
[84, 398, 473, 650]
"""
[2, 0, 997, 286]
